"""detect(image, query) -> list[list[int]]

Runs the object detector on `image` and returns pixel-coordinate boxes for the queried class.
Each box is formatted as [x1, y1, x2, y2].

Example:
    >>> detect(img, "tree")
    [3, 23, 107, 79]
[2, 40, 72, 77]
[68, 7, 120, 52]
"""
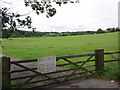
[106, 27, 120, 32]
[115, 27, 120, 32]
[97, 28, 104, 33]
[24, 0, 79, 18]
[1, 7, 32, 30]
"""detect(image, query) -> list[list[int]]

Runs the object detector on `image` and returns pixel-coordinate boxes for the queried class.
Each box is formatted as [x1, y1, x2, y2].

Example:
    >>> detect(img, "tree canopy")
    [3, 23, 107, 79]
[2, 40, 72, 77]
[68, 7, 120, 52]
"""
[24, 0, 79, 17]
[1, 7, 32, 30]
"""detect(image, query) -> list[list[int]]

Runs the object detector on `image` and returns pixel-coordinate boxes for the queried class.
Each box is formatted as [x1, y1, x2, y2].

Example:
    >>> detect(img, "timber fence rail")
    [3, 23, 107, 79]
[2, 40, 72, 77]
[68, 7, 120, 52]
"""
[2, 49, 120, 88]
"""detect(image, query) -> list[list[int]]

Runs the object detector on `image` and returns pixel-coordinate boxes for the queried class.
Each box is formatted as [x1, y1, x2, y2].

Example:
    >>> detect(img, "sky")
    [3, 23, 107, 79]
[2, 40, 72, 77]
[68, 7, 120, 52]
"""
[1, 0, 120, 32]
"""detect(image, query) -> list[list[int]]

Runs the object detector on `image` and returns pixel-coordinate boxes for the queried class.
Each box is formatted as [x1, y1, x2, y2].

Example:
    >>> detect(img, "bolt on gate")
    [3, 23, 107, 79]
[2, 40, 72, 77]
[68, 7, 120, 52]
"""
[2, 49, 120, 88]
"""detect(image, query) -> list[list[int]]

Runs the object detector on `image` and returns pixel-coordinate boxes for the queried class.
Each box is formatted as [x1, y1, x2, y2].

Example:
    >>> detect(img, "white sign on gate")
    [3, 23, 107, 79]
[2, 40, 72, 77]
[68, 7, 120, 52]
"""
[37, 56, 56, 73]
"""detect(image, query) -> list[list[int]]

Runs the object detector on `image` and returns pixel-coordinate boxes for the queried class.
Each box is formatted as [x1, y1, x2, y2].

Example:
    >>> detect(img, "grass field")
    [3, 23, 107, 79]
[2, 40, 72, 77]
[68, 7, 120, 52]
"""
[2, 32, 120, 80]
[2, 32, 118, 59]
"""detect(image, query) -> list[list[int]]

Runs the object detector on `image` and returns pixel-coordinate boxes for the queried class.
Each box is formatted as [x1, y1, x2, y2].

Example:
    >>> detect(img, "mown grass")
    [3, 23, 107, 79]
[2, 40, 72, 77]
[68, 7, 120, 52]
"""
[2, 32, 118, 59]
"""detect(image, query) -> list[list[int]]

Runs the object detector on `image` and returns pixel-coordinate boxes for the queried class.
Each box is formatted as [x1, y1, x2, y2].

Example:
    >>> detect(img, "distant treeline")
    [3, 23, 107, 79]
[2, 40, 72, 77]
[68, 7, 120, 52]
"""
[1, 27, 120, 38]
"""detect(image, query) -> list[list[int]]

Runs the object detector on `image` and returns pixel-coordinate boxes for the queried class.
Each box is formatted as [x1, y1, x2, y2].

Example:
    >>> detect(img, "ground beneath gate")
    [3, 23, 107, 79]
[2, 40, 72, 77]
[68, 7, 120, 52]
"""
[54, 78, 119, 88]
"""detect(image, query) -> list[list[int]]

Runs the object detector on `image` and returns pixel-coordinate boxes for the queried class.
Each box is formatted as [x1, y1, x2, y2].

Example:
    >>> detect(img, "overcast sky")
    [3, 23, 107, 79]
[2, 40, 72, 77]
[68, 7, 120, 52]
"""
[1, 0, 120, 32]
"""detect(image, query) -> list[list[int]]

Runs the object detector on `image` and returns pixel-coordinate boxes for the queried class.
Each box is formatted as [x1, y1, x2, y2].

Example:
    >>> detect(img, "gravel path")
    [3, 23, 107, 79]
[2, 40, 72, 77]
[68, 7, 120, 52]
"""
[8, 56, 119, 88]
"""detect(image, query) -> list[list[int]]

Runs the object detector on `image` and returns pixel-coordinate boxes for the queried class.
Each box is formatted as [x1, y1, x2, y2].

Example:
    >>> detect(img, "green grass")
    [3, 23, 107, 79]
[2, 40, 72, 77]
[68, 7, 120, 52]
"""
[93, 61, 120, 80]
[2, 32, 118, 59]
[2, 32, 119, 80]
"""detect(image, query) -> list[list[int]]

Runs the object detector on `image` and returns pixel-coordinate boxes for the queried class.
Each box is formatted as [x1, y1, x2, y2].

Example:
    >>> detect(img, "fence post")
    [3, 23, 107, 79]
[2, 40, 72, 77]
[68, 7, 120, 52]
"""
[95, 49, 104, 72]
[2, 56, 11, 88]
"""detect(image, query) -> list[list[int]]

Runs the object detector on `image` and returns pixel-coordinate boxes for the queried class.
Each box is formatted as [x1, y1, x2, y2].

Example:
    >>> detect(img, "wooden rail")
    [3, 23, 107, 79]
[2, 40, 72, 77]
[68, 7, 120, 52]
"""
[56, 53, 96, 60]
[104, 59, 120, 62]
[104, 51, 120, 54]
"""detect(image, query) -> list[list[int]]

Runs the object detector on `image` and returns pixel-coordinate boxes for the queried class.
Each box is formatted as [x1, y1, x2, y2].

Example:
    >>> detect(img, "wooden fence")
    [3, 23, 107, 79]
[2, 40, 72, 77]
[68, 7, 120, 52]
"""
[2, 49, 120, 88]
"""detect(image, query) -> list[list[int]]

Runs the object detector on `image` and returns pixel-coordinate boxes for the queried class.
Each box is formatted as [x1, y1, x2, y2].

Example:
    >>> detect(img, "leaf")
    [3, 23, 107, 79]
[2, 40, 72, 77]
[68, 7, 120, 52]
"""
[70, 1, 74, 3]
[63, 2, 67, 4]
[46, 15, 49, 18]
[36, 11, 39, 15]
[16, 14, 20, 17]
[22, 20, 26, 24]
[56, 2, 62, 6]
[17, 19, 21, 22]
[13, 21, 16, 27]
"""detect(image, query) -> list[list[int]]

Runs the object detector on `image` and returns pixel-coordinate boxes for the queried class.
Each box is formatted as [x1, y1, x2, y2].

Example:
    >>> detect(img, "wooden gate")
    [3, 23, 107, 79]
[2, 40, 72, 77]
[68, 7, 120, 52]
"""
[2, 49, 120, 88]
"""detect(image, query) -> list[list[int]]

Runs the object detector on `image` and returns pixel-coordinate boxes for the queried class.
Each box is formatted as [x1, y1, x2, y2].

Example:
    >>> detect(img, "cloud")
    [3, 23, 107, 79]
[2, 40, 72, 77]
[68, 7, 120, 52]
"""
[34, 24, 93, 32]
